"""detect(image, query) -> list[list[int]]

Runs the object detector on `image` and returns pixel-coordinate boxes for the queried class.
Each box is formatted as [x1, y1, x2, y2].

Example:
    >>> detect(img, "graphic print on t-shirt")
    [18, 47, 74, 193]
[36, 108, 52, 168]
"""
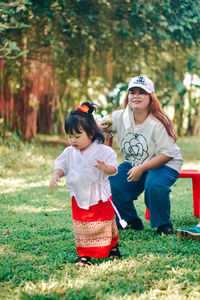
[121, 132, 149, 166]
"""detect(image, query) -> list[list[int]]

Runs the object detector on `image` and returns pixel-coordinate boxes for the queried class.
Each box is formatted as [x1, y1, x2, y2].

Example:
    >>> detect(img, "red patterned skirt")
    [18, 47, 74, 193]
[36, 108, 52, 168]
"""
[71, 196, 118, 258]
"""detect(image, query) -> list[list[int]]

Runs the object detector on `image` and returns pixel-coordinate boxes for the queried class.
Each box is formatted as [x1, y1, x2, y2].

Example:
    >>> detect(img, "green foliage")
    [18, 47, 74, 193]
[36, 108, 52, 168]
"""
[0, 136, 200, 299]
[0, 1, 200, 138]
[1, 1, 199, 74]
[0, 1, 31, 59]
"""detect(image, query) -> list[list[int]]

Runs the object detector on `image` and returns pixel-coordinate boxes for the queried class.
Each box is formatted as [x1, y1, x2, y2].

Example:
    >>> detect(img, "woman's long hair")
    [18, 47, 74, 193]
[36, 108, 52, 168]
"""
[65, 102, 105, 144]
[123, 91, 177, 141]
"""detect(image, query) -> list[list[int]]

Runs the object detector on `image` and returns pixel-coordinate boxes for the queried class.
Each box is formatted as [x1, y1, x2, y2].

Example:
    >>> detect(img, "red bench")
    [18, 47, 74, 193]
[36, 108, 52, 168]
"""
[145, 170, 200, 220]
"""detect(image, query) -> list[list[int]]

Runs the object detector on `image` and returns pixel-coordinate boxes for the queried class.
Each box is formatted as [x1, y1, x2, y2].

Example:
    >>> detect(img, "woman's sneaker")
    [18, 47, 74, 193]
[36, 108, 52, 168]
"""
[155, 222, 174, 235]
[177, 225, 200, 240]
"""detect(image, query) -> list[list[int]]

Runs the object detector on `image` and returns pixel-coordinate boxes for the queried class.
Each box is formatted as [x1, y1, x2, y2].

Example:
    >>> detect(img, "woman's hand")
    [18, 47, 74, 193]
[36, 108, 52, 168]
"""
[127, 166, 144, 182]
[49, 174, 61, 189]
[96, 118, 112, 132]
[127, 154, 172, 182]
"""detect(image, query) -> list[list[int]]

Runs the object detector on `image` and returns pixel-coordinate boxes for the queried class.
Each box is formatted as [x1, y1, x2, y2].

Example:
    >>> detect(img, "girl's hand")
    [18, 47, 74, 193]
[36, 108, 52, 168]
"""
[49, 175, 61, 189]
[127, 166, 144, 182]
[94, 159, 108, 173]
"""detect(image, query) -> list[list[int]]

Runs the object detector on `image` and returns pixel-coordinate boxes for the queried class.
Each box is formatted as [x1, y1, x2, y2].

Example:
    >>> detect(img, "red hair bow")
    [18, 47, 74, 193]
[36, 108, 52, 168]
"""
[75, 105, 89, 113]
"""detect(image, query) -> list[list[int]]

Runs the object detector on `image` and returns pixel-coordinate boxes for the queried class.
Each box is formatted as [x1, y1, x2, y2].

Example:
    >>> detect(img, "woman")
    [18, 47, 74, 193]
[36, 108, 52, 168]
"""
[98, 76, 183, 235]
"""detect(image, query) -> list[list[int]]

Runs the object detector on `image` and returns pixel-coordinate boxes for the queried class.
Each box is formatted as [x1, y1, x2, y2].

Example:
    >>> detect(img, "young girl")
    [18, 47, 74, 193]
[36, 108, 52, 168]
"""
[98, 76, 183, 235]
[49, 102, 120, 267]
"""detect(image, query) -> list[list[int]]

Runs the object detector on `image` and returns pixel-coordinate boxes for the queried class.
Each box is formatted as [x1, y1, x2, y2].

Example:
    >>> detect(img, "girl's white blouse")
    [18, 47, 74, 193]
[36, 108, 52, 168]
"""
[54, 141, 118, 210]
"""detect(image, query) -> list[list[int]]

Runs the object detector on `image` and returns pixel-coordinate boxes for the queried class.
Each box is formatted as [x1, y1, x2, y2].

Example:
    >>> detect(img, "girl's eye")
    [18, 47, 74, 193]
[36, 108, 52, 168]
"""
[74, 134, 81, 139]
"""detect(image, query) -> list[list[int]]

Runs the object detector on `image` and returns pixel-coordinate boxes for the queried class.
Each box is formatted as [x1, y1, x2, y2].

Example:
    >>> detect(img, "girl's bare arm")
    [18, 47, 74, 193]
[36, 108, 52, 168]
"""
[49, 169, 64, 189]
[94, 159, 117, 176]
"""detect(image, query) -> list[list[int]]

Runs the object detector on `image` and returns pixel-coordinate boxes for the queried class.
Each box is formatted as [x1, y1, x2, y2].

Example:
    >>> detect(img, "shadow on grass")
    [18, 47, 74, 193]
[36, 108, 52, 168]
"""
[1, 181, 200, 299]
[1, 186, 76, 284]
[19, 234, 200, 299]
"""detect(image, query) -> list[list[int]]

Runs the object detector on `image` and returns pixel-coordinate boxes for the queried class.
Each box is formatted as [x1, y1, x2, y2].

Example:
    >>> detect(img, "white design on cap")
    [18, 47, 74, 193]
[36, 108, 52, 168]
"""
[128, 76, 155, 93]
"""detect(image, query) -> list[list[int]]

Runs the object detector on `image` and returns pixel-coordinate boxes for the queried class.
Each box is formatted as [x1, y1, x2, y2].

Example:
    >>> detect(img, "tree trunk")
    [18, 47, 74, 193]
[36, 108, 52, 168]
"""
[0, 52, 57, 140]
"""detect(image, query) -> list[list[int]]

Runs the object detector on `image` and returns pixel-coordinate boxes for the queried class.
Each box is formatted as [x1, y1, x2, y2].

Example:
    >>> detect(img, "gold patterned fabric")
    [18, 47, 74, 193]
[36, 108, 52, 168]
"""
[73, 217, 118, 248]
[71, 196, 119, 258]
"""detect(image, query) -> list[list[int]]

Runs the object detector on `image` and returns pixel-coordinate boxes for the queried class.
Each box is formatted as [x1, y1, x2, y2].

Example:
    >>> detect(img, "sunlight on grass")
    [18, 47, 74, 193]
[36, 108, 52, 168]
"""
[1, 136, 200, 300]
[0, 178, 50, 193]
[0, 139, 56, 179]
[20, 256, 200, 299]
[10, 205, 64, 213]
[0, 245, 10, 255]
[182, 162, 200, 171]
[18, 259, 150, 295]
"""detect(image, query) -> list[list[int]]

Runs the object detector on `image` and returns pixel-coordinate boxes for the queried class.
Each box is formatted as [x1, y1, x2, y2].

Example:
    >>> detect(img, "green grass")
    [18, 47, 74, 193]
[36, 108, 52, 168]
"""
[0, 135, 200, 300]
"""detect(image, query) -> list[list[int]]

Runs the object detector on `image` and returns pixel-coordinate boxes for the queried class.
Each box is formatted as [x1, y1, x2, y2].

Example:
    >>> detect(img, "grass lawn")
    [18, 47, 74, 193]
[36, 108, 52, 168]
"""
[0, 135, 200, 300]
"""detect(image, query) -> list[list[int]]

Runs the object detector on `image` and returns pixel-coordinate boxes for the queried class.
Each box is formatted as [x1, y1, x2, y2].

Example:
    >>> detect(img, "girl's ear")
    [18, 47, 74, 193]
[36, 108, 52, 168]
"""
[90, 130, 95, 140]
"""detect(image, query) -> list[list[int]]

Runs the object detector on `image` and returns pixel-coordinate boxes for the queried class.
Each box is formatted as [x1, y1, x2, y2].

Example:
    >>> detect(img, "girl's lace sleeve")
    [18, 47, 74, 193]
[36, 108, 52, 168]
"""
[54, 147, 70, 175]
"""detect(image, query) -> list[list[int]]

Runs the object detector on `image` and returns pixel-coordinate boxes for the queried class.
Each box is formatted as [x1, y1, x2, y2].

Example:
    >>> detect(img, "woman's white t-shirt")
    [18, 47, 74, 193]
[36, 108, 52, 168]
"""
[111, 106, 183, 173]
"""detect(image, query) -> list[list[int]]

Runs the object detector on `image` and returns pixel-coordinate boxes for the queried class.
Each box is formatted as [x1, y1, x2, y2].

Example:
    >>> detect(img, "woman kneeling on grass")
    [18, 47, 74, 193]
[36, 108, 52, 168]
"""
[98, 76, 183, 235]
[49, 102, 120, 267]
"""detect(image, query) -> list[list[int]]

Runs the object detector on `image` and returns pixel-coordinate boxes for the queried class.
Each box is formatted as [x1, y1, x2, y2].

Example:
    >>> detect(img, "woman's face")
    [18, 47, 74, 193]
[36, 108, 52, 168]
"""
[128, 87, 150, 112]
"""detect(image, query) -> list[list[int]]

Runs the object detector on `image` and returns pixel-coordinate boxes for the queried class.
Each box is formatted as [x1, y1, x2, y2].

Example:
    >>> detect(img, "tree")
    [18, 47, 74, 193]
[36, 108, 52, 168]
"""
[0, 0, 199, 139]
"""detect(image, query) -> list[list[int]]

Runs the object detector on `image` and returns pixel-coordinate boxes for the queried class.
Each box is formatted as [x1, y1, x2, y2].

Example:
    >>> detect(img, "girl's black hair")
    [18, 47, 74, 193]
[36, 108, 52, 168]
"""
[65, 102, 105, 144]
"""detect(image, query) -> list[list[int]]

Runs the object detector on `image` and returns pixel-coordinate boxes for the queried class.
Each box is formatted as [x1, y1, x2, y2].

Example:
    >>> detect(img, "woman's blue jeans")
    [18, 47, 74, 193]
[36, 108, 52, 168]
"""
[109, 161, 179, 228]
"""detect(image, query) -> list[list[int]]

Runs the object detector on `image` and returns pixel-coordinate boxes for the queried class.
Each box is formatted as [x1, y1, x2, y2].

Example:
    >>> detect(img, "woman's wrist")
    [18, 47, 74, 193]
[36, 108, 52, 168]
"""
[139, 164, 147, 172]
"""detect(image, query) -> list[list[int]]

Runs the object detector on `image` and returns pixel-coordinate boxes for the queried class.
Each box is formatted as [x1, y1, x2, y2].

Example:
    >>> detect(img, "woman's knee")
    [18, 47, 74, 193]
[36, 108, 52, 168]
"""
[145, 180, 171, 195]
[145, 167, 179, 189]
[109, 174, 129, 194]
